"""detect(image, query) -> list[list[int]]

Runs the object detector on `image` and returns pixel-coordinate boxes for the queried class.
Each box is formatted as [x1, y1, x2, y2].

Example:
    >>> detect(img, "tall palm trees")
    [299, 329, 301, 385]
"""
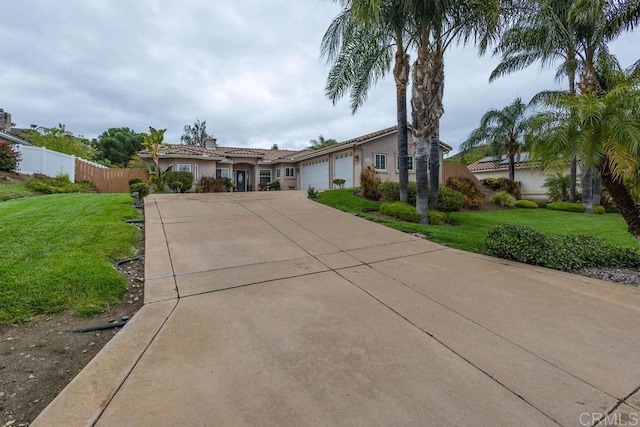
[461, 98, 531, 182]
[322, 0, 412, 202]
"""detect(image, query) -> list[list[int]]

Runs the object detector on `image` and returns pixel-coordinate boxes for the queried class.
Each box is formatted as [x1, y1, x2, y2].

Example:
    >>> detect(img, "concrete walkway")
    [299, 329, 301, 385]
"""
[35, 192, 640, 426]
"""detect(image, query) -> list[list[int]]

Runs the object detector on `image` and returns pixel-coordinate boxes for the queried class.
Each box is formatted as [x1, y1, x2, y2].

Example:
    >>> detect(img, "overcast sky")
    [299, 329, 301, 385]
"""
[1, 1, 638, 154]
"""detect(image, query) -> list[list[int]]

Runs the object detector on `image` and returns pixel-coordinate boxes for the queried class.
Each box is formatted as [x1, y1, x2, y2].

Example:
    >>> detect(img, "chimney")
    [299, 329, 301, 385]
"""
[0, 109, 11, 132]
[204, 137, 217, 150]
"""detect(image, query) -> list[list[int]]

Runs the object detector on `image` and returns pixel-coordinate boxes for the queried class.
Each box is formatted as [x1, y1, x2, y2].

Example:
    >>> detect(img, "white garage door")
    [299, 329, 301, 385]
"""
[333, 152, 353, 188]
[300, 157, 329, 190]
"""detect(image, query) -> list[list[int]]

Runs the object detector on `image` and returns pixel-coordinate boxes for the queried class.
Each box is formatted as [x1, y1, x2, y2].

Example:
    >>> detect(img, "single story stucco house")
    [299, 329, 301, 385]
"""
[140, 125, 452, 192]
[467, 153, 570, 200]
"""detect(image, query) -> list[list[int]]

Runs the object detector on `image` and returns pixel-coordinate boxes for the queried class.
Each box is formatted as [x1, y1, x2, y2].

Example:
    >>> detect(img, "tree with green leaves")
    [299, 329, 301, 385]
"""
[20, 124, 95, 159]
[181, 119, 211, 147]
[94, 127, 144, 168]
[308, 135, 338, 150]
[528, 61, 640, 236]
[461, 98, 532, 183]
[322, 0, 412, 202]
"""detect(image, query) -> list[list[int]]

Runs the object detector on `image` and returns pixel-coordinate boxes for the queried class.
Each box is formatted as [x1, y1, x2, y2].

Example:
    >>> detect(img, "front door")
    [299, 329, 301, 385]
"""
[235, 170, 247, 192]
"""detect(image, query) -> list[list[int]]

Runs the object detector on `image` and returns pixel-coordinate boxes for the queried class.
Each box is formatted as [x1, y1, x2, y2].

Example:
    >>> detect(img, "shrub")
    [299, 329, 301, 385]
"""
[165, 171, 193, 193]
[593, 204, 605, 214]
[199, 176, 226, 193]
[269, 180, 281, 191]
[307, 185, 319, 200]
[537, 201, 548, 209]
[333, 178, 346, 189]
[485, 224, 640, 272]
[428, 210, 447, 225]
[543, 173, 571, 202]
[546, 201, 586, 213]
[24, 174, 94, 194]
[129, 182, 149, 197]
[380, 201, 421, 223]
[360, 165, 381, 201]
[128, 177, 144, 186]
[481, 177, 521, 199]
[0, 141, 21, 172]
[446, 177, 484, 209]
[515, 199, 538, 209]
[378, 181, 400, 202]
[437, 186, 465, 212]
[490, 190, 516, 208]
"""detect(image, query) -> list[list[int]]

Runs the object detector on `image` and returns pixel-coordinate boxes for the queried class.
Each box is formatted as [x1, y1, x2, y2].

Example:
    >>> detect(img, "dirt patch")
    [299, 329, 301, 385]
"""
[0, 221, 145, 427]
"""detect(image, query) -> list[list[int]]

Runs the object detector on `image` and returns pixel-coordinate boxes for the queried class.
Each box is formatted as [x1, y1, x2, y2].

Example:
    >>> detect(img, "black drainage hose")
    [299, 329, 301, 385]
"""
[125, 219, 145, 224]
[71, 315, 130, 333]
[114, 256, 143, 272]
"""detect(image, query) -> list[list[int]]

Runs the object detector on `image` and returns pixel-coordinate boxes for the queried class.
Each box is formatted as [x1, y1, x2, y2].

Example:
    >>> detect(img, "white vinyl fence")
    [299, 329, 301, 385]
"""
[15, 145, 76, 182]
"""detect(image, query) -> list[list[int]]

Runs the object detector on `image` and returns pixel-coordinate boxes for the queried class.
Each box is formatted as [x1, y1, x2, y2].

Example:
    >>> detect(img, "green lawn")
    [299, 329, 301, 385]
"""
[316, 189, 639, 252]
[0, 181, 34, 201]
[0, 193, 140, 324]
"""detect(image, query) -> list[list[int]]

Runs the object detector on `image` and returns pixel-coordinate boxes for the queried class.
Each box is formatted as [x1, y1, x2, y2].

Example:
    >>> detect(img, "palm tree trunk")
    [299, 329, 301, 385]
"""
[569, 157, 577, 202]
[411, 35, 430, 223]
[508, 154, 515, 182]
[600, 159, 640, 238]
[593, 172, 602, 206]
[582, 166, 593, 213]
[428, 38, 445, 210]
[394, 40, 410, 204]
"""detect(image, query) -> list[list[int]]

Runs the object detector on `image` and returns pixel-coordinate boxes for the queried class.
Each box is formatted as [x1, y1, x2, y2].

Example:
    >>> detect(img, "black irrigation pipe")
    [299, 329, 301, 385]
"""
[125, 219, 145, 224]
[114, 256, 144, 272]
[71, 316, 130, 333]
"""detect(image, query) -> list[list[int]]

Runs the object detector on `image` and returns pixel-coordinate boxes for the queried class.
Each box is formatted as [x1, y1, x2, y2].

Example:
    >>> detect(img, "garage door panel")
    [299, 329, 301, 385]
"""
[301, 158, 329, 190]
[333, 152, 353, 188]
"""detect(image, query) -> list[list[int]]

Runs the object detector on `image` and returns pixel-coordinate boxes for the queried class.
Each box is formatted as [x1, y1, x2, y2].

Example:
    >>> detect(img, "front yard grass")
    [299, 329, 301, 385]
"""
[316, 189, 639, 252]
[0, 193, 140, 324]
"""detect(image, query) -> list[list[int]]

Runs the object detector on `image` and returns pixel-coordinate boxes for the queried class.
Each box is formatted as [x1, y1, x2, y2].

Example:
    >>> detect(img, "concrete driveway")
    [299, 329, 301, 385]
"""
[35, 191, 640, 426]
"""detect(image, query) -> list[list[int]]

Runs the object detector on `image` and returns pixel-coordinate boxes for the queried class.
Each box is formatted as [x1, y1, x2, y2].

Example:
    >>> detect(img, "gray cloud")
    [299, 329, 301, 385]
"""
[1, 1, 637, 152]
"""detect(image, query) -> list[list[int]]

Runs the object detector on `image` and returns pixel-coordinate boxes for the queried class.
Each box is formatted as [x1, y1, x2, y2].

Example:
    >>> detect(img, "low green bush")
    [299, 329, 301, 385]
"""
[515, 199, 538, 209]
[546, 201, 586, 213]
[485, 224, 640, 272]
[333, 178, 346, 189]
[438, 186, 465, 212]
[307, 185, 319, 200]
[593, 205, 605, 214]
[481, 177, 521, 199]
[165, 171, 193, 193]
[128, 177, 144, 186]
[24, 174, 94, 194]
[490, 190, 516, 208]
[378, 181, 417, 205]
[380, 201, 421, 223]
[129, 182, 149, 197]
[428, 210, 447, 225]
[537, 201, 548, 209]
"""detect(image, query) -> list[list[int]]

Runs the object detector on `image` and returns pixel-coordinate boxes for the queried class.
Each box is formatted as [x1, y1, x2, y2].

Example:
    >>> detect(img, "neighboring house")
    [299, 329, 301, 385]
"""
[140, 125, 452, 192]
[0, 130, 32, 146]
[467, 153, 570, 200]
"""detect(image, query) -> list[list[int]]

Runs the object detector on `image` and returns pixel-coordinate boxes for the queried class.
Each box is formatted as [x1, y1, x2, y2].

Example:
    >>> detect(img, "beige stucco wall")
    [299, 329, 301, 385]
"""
[472, 166, 571, 201]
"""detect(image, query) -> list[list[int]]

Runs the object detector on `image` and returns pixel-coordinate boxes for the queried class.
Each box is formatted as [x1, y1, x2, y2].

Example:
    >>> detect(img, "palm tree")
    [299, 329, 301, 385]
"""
[143, 127, 167, 181]
[461, 98, 531, 183]
[322, 0, 412, 202]
[308, 135, 338, 150]
[529, 64, 640, 236]
[491, 0, 581, 201]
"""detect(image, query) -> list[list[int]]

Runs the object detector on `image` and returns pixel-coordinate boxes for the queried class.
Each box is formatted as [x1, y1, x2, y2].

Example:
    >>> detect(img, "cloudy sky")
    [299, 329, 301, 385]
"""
[1, 1, 638, 154]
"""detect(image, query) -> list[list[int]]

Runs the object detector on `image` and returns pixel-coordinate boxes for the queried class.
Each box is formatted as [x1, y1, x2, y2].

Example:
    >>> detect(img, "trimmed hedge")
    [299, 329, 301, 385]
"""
[378, 181, 417, 205]
[380, 201, 421, 223]
[129, 182, 149, 197]
[515, 199, 538, 209]
[546, 201, 586, 213]
[593, 205, 605, 214]
[485, 224, 640, 272]
[165, 171, 193, 193]
[428, 210, 447, 225]
[438, 186, 465, 212]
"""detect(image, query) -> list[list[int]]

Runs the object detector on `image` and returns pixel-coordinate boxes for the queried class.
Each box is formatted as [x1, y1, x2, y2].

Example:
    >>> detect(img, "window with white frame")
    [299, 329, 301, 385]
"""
[177, 164, 192, 173]
[216, 168, 230, 178]
[374, 153, 387, 171]
[396, 155, 415, 171]
[276, 168, 281, 179]
[285, 167, 295, 178]
[259, 169, 272, 184]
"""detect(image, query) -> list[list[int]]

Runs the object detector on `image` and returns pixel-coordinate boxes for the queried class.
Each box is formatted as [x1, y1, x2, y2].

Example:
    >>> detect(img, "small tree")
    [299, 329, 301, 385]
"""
[0, 141, 21, 172]
[181, 119, 211, 147]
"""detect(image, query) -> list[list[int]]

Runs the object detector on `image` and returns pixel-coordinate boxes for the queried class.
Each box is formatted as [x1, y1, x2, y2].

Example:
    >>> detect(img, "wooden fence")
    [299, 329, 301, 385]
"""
[442, 162, 481, 186]
[75, 158, 147, 193]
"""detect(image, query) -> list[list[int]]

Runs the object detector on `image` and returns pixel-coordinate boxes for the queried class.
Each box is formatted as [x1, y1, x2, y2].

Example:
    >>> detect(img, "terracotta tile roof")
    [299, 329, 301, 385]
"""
[262, 149, 299, 161]
[467, 153, 531, 171]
